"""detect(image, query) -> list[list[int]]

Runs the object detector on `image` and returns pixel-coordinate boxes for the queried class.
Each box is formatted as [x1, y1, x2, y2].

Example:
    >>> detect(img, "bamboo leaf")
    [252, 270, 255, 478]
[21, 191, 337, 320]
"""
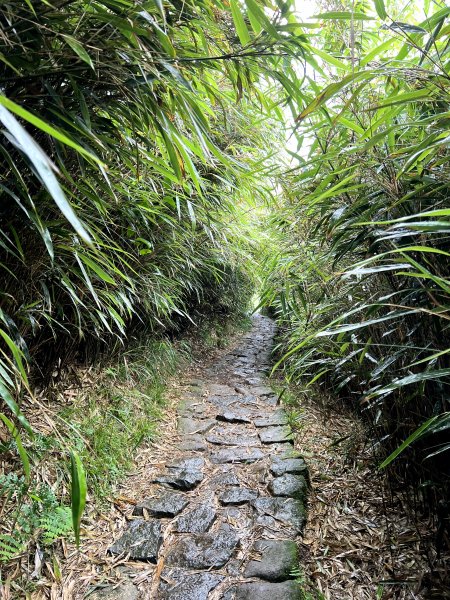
[70, 451, 87, 547]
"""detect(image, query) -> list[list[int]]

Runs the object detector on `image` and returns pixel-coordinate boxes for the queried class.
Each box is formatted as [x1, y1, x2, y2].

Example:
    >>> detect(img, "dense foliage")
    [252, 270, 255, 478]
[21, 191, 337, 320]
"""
[0, 0, 309, 560]
[262, 0, 450, 514]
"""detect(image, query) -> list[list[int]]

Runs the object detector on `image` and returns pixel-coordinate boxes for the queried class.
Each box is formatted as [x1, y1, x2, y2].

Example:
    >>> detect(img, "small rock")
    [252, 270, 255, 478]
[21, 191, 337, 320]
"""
[153, 470, 203, 491]
[230, 581, 302, 599]
[153, 460, 204, 491]
[166, 527, 239, 569]
[258, 426, 293, 444]
[175, 504, 216, 533]
[254, 410, 288, 428]
[219, 487, 257, 505]
[178, 435, 207, 452]
[269, 474, 307, 500]
[158, 569, 223, 599]
[209, 469, 240, 487]
[88, 581, 140, 600]
[234, 386, 249, 395]
[249, 386, 273, 397]
[210, 447, 265, 464]
[251, 497, 305, 533]
[208, 384, 236, 395]
[270, 457, 308, 478]
[209, 395, 248, 408]
[244, 540, 298, 581]
[216, 408, 255, 424]
[167, 457, 205, 470]
[133, 491, 188, 517]
[206, 430, 259, 447]
[178, 417, 216, 435]
[109, 520, 162, 562]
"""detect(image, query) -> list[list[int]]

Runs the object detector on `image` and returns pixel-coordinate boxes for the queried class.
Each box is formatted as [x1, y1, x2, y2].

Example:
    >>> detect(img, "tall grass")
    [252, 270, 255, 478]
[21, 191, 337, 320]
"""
[261, 0, 450, 516]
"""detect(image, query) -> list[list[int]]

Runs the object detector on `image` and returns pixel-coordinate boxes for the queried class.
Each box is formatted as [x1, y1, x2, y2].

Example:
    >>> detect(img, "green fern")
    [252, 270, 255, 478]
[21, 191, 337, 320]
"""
[39, 506, 72, 545]
[0, 533, 26, 562]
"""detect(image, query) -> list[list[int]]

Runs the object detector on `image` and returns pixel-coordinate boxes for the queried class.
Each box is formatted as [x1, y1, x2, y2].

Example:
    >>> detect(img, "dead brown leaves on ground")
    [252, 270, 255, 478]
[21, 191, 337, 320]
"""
[293, 396, 450, 600]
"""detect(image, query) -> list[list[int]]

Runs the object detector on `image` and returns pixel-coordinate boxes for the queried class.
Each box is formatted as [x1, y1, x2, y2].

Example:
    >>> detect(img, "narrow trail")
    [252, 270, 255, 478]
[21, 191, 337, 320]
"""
[90, 315, 308, 599]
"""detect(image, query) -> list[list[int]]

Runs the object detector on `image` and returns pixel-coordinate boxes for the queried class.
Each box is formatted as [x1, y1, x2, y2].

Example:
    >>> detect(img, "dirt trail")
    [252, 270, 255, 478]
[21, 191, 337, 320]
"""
[88, 315, 307, 599]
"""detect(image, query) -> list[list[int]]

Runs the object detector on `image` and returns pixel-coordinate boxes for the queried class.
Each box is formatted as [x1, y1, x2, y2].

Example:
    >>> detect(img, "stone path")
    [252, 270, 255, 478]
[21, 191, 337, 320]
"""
[92, 315, 308, 600]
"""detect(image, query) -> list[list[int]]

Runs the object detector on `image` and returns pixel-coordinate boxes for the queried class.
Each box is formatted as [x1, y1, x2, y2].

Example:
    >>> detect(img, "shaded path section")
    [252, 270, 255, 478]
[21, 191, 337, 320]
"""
[91, 315, 308, 600]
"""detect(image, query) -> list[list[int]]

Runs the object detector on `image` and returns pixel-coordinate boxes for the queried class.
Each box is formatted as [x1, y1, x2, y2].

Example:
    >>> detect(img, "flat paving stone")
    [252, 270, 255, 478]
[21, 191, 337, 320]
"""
[249, 386, 273, 397]
[153, 460, 204, 490]
[165, 527, 239, 569]
[174, 504, 216, 533]
[229, 581, 302, 599]
[167, 457, 205, 470]
[88, 581, 140, 600]
[109, 520, 162, 562]
[244, 539, 298, 581]
[208, 394, 244, 408]
[258, 425, 293, 444]
[208, 384, 237, 395]
[178, 435, 207, 452]
[206, 428, 260, 447]
[254, 409, 289, 428]
[158, 569, 223, 599]
[209, 468, 240, 487]
[210, 447, 265, 464]
[219, 487, 258, 505]
[153, 470, 203, 491]
[178, 417, 216, 435]
[216, 407, 256, 423]
[251, 497, 305, 533]
[270, 457, 308, 477]
[133, 491, 189, 517]
[269, 474, 307, 500]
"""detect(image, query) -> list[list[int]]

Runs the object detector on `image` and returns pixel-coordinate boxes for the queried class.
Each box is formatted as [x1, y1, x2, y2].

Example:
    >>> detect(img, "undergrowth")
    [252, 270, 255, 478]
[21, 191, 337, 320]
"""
[0, 310, 251, 578]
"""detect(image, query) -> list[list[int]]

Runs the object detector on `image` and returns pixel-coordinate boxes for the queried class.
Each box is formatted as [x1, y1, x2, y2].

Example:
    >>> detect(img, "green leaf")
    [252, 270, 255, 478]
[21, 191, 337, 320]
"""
[373, 0, 387, 20]
[379, 416, 440, 468]
[70, 451, 87, 547]
[311, 11, 374, 21]
[0, 96, 103, 164]
[62, 35, 94, 69]
[245, 0, 278, 37]
[308, 45, 350, 71]
[0, 413, 31, 482]
[0, 105, 93, 245]
[230, 0, 251, 45]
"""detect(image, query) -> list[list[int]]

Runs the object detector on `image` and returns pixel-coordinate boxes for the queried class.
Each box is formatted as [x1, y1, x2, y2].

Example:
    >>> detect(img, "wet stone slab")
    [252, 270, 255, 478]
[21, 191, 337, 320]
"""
[248, 386, 273, 398]
[133, 491, 189, 518]
[165, 527, 239, 569]
[219, 487, 258, 505]
[174, 504, 216, 533]
[109, 520, 162, 562]
[177, 435, 207, 453]
[153, 469, 203, 491]
[216, 407, 257, 424]
[153, 459, 204, 490]
[178, 417, 216, 435]
[158, 569, 223, 600]
[251, 497, 305, 533]
[208, 395, 246, 409]
[270, 457, 308, 477]
[209, 468, 240, 488]
[88, 581, 140, 600]
[227, 581, 302, 600]
[210, 447, 265, 464]
[206, 426, 260, 447]
[254, 409, 288, 428]
[244, 539, 298, 581]
[269, 474, 307, 500]
[258, 425, 293, 444]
